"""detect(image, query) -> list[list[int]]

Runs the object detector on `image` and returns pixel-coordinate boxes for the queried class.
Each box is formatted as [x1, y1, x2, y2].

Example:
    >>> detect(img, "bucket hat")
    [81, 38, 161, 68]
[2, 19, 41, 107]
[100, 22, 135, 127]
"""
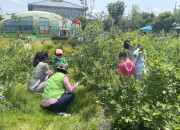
[57, 63, 69, 73]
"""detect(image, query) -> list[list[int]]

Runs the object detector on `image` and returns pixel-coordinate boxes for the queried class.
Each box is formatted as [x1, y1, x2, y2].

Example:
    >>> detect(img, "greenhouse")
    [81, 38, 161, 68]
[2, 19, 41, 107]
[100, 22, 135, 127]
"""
[0, 11, 77, 38]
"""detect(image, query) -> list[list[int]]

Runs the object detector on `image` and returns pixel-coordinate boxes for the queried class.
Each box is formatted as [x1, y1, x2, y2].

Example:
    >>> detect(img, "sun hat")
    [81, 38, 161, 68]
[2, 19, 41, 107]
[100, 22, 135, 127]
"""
[55, 49, 63, 55]
[57, 63, 69, 73]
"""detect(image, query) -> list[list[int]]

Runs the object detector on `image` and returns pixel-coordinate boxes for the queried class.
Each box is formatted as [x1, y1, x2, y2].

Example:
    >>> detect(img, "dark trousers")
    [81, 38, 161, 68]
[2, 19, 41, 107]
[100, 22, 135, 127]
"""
[46, 93, 74, 113]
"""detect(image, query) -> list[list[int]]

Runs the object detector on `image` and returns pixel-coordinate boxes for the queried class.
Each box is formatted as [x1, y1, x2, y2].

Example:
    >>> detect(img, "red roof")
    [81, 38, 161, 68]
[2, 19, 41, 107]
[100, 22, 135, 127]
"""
[73, 18, 81, 24]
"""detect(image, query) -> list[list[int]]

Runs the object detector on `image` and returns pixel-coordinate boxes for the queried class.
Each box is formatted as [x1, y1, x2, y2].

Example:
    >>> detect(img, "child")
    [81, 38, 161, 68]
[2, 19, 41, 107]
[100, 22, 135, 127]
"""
[116, 51, 136, 83]
[132, 44, 146, 80]
[50, 49, 68, 68]
[41, 63, 79, 116]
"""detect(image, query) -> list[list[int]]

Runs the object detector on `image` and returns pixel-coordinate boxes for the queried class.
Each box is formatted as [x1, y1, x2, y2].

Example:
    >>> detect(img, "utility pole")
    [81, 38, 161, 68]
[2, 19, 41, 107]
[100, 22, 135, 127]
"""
[80, 0, 88, 20]
[175, 1, 177, 12]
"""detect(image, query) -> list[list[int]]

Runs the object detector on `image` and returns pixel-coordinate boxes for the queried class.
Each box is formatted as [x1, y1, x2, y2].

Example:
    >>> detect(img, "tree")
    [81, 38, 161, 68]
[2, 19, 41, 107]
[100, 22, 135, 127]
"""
[107, 1, 125, 26]
[0, 15, 2, 21]
[103, 15, 114, 31]
[94, 11, 108, 21]
[121, 5, 154, 31]
[11, 13, 21, 34]
[0, 6, 3, 35]
[152, 11, 175, 32]
[80, 0, 95, 20]
[0, 6, 2, 21]
[0, 15, 3, 35]
[140, 12, 155, 26]
[129, 4, 142, 29]
[173, 5, 180, 26]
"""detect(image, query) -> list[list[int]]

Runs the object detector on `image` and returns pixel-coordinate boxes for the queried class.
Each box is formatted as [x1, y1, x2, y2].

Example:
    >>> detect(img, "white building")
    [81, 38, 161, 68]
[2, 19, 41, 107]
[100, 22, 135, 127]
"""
[28, 0, 85, 19]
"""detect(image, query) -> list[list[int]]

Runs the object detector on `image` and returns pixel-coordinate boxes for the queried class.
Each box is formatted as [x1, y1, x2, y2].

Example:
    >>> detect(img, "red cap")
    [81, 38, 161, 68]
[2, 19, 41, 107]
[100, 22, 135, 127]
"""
[55, 49, 63, 55]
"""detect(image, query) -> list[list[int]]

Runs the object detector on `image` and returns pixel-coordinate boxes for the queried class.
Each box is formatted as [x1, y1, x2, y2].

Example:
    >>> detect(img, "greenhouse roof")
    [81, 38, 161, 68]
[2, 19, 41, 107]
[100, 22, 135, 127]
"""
[28, 0, 83, 9]
[18, 11, 65, 18]
[2, 11, 73, 26]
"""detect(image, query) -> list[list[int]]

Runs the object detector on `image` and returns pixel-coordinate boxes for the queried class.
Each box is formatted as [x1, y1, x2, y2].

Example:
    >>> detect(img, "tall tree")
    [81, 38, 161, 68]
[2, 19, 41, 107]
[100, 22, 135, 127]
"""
[107, 1, 125, 26]
[152, 11, 175, 32]
[11, 13, 21, 33]
[103, 15, 114, 31]
[140, 12, 155, 26]
[130, 4, 142, 28]
[0, 6, 2, 21]
[0, 15, 2, 21]
[123, 5, 155, 30]
[80, 0, 95, 19]
[173, 5, 180, 26]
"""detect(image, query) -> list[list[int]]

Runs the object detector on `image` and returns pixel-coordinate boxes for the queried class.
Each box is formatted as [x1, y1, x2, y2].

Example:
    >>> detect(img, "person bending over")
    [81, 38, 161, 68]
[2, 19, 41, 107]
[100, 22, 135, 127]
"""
[28, 52, 53, 93]
[41, 63, 79, 116]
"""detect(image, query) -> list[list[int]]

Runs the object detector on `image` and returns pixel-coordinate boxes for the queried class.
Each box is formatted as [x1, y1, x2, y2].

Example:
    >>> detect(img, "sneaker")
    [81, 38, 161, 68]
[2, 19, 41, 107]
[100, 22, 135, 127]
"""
[57, 112, 71, 117]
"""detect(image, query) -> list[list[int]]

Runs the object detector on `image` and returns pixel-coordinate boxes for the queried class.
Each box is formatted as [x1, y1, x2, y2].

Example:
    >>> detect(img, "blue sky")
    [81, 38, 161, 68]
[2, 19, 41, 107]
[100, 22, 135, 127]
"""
[0, 0, 180, 15]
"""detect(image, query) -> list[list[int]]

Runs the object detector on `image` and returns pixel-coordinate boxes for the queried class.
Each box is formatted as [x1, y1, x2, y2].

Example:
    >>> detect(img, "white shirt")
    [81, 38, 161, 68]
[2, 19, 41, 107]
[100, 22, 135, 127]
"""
[132, 48, 145, 67]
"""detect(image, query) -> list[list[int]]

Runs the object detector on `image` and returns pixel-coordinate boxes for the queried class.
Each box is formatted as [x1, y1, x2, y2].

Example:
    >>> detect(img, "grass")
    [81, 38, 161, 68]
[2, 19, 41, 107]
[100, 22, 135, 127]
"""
[0, 56, 111, 130]
[0, 80, 110, 130]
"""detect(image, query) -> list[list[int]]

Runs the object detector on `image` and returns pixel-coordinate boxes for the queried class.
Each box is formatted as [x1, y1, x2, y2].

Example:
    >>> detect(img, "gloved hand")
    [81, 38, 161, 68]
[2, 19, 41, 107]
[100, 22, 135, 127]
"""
[77, 81, 80, 86]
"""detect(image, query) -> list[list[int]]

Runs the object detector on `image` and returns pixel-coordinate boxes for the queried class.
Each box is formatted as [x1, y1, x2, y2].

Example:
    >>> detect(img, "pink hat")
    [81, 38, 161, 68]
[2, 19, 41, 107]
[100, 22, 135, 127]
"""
[55, 49, 63, 55]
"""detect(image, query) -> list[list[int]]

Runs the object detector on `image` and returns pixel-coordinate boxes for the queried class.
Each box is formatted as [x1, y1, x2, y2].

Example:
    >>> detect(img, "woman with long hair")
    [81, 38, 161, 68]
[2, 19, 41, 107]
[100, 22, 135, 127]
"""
[28, 51, 53, 93]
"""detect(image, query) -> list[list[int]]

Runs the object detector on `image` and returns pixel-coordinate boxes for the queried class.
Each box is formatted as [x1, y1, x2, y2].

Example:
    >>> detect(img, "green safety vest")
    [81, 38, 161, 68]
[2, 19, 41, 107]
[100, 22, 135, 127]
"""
[42, 72, 66, 100]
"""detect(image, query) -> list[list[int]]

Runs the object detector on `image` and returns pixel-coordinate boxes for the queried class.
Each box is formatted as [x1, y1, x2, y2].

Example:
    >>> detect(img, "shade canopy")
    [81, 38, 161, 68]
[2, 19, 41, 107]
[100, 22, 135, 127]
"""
[139, 25, 152, 31]
[173, 27, 180, 30]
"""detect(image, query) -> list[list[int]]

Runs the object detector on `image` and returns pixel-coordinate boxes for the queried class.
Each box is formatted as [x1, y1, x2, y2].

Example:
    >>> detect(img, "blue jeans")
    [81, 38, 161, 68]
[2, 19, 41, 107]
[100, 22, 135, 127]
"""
[46, 93, 74, 113]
